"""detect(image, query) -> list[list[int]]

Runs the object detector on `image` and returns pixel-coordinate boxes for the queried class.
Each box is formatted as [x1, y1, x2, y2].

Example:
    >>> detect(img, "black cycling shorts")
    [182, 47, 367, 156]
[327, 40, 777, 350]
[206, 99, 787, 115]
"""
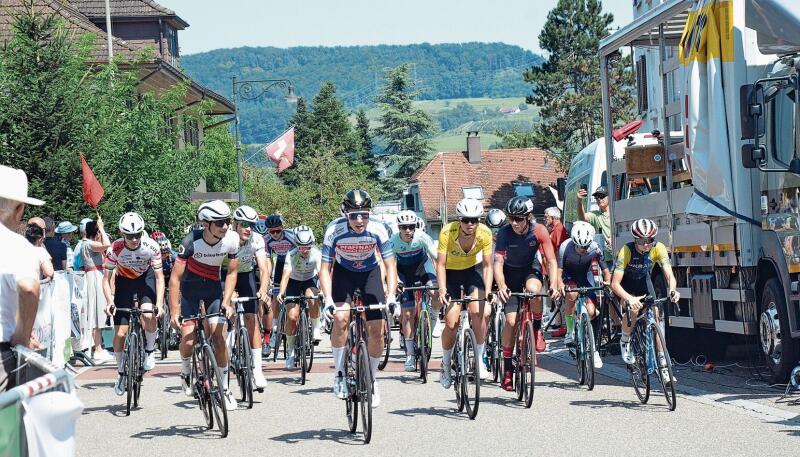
[229, 271, 259, 314]
[398, 261, 436, 307]
[113, 268, 156, 326]
[286, 277, 319, 298]
[502, 265, 542, 314]
[331, 262, 385, 321]
[180, 276, 223, 321]
[444, 265, 484, 301]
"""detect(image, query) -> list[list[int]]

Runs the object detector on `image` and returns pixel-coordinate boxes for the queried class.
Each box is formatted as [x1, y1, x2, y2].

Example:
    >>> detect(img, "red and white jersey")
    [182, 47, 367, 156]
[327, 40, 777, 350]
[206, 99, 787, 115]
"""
[104, 237, 162, 279]
[177, 229, 240, 281]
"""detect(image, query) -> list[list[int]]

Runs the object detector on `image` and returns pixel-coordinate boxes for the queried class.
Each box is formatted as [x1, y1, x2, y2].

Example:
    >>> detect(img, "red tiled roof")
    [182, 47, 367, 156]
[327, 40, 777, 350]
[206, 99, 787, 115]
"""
[410, 148, 564, 221]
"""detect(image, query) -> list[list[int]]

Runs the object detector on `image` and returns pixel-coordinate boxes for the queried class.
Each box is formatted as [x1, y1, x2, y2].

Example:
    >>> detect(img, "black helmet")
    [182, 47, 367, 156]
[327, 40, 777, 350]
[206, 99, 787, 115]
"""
[341, 189, 372, 212]
[506, 196, 533, 216]
[592, 186, 608, 198]
[265, 214, 284, 228]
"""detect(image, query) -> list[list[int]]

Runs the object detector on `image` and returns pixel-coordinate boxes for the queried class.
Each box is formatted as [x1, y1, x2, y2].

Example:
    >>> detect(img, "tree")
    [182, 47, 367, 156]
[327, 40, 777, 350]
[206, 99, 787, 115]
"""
[201, 118, 238, 193]
[306, 81, 359, 157]
[523, 0, 634, 171]
[374, 64, 436, 196]
[494, 128, 538, 149]
[355, 108, 373, 156]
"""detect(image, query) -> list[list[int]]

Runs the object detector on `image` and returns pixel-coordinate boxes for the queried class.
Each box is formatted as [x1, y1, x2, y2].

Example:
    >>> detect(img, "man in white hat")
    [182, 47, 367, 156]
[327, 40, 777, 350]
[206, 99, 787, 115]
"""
[0, 165, 45, 392]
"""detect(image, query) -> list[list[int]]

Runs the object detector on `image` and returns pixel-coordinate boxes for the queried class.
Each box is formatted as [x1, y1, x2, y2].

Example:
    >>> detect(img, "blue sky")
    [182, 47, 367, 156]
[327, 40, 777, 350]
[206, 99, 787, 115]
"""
[157, 0, 634, 56]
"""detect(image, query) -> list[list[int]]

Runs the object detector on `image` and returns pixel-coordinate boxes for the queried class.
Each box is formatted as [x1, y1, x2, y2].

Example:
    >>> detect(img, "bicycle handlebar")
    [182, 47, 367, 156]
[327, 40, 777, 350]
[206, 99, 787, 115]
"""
[284, 294, 324, 303]
[180, 312, 225, 323]
[563, 286, 605, 294]
[113, 308, 155, 315]
[230, 296, 260, 303]
[507, 291, 549, 299]
[399, 284, 438, 292]
[333, 303, 388, 313]
[446, 295, 492, 305]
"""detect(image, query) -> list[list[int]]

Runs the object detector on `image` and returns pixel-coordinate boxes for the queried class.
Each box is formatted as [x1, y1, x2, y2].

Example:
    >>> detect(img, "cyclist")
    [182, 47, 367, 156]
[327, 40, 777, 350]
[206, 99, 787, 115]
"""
[321, 189, 396, 408]
[263, 214, 295, 357]
[102, 212, 165, 396]
[493, 196, 559, 390]
[150, 231, 176, 279]
[437, 198, 494, 387]
[277, 225, 323, 369]
[169, 200, 240, 411]
[610, 218, 679, 382]
[391, 210, 438, 372]
[556, 221, 610, 368]
[485, 208, 507, 242]
[224, 205, 269, 389]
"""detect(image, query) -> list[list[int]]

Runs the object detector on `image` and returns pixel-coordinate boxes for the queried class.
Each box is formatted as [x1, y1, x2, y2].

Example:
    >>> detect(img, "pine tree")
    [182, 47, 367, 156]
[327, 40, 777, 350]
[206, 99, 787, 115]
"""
[307, 81, 358, 156]
[355, 108, 373, 156]
[523, 0, 634, 171]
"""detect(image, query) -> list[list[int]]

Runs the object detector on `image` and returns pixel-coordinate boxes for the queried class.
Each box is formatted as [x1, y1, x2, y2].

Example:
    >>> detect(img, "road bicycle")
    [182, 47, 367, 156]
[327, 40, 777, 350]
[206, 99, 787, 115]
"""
[229, 296, 262, 409]
[506, 291, 547, 408]
[114, 293, 153, 416]
[486, 296, 504, 383]
[564, 286, 605, 391]
[446, 287, 489, 420]
[283, 294, 322, 385]
[399, 283, 438, 383]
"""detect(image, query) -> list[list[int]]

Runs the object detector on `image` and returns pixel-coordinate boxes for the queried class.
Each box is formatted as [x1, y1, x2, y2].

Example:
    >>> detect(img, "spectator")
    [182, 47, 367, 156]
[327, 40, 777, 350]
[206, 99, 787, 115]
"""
[544, 207, 568, 251]
[24, 217, 54, 280]
[0, 166, 44, 392]
[577, 185, 612, 262]
[55, 221, 78, 271]
[72, 217, 93, 271]
[43, 216, 68, 271]
[80, 217, 113, 362]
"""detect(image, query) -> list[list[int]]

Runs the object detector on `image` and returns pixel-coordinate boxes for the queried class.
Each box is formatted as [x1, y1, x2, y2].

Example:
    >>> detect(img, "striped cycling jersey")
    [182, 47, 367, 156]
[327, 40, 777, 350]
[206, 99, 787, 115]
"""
[177, 229, 239, 281]
[391, 230, 437, 266]
[322, 217, 393, 272]
[104, 237, 162, 279]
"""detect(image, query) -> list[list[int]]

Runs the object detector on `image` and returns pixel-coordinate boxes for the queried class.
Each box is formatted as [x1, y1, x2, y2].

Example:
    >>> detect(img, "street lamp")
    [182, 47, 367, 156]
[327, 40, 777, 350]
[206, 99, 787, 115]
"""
[232, 76, 298, 205]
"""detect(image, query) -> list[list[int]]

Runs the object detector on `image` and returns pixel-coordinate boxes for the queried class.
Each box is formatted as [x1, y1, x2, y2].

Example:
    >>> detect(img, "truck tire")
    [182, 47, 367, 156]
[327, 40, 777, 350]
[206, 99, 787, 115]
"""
[759, 278, 800, 383]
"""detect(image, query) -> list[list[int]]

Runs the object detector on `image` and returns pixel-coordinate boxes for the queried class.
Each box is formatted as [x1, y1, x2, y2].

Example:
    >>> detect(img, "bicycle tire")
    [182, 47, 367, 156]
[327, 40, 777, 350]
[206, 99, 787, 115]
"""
[575, 314, 586, 386]
[307, 315, 315, 372]
[192, 348, 212, 428]
[238, 326, 254, 408]
[125, 331, 137, 416]
[159, 311, 169, 360]
[453, 332, 464, 412]
[133, 330, 143, 408]
[418, 310, 431, 383]
[583, 314, 596, 391]
[462, 327, 480, 420]
[299, 311, 309, 385]
[493, 313, 505, 383]
[378, 310, 390, 370]
[522, 321, 536, 408]
[345, 337, 357, 433]
[203, 344, 229, 438]
[358, 341, 373, 443]
[515, 326, 524, 402]
[629, 329, 650, 404]
[273, 307, 285, 363]
[651, 322, 676, 411]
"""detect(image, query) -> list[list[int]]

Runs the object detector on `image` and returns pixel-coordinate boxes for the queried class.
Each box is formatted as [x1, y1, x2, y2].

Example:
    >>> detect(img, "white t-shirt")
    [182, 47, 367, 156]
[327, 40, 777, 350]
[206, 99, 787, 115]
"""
[284, 247, 321, 282]
[0, 224, 40, 342]
[34, 245, 51, 277]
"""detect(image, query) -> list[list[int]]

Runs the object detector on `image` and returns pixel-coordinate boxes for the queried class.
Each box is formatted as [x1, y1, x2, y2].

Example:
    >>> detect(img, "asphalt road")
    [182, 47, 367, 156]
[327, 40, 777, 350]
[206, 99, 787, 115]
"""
[74, 331, 800, 455]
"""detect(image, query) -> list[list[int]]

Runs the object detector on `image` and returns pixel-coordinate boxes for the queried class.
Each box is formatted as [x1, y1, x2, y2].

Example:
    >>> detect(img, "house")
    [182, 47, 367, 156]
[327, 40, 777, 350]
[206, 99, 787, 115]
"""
[404, 134, 563, 236]
[499, 106, 521, 115]
[0, 0, 237, 200]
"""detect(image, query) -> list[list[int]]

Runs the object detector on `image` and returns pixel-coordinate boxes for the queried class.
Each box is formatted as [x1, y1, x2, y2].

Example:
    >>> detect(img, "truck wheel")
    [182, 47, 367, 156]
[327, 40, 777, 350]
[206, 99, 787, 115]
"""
[759, 278, 799, 383]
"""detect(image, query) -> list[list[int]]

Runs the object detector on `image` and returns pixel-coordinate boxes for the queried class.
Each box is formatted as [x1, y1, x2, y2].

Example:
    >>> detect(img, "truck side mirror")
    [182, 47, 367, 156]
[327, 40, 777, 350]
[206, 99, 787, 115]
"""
[742, 144, 764, 168]
[740, 83, 766, 140]
[556, 177, 566, 202]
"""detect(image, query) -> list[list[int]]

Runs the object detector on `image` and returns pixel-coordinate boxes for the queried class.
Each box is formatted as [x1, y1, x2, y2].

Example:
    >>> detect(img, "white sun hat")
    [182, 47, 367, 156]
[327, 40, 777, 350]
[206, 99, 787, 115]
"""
[0, 165, 44, 206]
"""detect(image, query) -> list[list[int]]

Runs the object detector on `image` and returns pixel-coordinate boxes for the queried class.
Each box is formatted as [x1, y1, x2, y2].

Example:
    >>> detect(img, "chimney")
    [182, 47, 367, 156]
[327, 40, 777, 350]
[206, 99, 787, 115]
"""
[467, 130, 481, 164]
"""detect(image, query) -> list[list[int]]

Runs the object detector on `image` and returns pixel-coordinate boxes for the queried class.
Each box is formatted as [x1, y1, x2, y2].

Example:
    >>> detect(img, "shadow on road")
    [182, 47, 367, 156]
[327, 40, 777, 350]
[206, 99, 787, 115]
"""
[389, 405, 469, 420]
[269, 428, 365, 445]
[569, 398, 665, 411]
[292, 386, 331, 396]
[78, 381, 114, 391]
[130, 424, 220, 440]
[82, 404, 128, 417]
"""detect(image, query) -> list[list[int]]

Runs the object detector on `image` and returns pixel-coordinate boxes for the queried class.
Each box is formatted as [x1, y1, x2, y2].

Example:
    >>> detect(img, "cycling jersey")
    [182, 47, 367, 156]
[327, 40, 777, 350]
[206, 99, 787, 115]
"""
[176, 229, 239, 282]
[559, 239, 607, 286]
[322, 217, 393, 272]
[284, 246, 321, 281]
[391, 230, 437, 266]
[494, 221, 555, 270]
[265, 230, 296, 282]
[437, 221, 492, 270]
[614, 241, 670, 296]
[227, 234, 265, 273]
[104, 237, 161, 279]
[161, 250, 176, 278]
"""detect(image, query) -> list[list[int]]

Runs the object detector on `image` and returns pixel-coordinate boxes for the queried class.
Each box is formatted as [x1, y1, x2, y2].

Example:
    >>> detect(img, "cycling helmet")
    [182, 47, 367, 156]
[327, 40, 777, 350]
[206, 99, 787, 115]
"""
[234, 205, 259, 224]
[396, 210, 418, 226]
[631, 218, 658, 239]
[485, 208, 507, 228]
[197, 200, 231, 222]
[150, 230, 165, 241]
[506, 196, 534, 216]
[157, 238, 172, 252]
[118, 212, 145, 235]
[455, 198, 483, 218]
[341, 189, 373, 213]
[570, 221, 595, 248]
[294, 225, 315, 246]
[254, 215, 268, 234]
[265, 214, 284, 228]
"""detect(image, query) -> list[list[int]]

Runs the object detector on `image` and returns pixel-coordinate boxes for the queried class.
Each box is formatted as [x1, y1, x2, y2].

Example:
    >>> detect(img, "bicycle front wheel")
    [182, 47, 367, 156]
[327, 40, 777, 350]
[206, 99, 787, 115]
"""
[159, 311, 169, 360]
[378, 310, 390, 370]
[299, 311, 310, 385]
[125, 332, 138, 416]
[521, 321, 536, 408]
[273, 308, 285, 363]
[575, 315, 586, 386]
[583, 314, 596, 391]
[238, 327, 254, 408]
[629, 329, 650, 404]
[493, 313, 505, 383]
[306, 311, 315, 371]
[651, 322, 676, 411]
[418, 310, 431, 383]
[192, 348, 212, 428]
[357, 341, 373, 443]
[462, 328, 480, 420]
[345, 338, 358, 433]
[203, 345, 229, 438]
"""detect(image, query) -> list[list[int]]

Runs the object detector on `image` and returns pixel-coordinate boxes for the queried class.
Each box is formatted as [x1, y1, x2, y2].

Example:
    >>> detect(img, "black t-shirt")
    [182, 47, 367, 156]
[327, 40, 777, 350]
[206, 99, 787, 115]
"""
[44, 237, 67, 270]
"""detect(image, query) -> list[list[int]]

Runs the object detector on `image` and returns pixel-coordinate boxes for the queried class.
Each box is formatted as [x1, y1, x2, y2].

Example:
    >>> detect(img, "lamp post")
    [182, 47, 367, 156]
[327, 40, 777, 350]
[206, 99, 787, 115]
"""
[232, 76, 298, 205]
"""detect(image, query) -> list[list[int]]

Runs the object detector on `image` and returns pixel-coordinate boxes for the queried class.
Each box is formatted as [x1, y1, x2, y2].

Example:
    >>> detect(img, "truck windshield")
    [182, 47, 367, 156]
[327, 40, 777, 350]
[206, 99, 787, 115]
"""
[747, 0, 800, 55]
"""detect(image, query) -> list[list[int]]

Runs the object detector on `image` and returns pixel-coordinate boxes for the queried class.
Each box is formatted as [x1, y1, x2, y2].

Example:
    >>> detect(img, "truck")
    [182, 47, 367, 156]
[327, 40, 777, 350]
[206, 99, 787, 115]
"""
[595, 0, 800, 381]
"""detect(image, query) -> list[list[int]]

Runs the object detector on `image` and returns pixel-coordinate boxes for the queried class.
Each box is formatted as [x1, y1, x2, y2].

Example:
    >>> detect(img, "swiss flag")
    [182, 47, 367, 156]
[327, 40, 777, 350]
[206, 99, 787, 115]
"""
[80, 152, 105, 208]
[263, 127, 295, 172]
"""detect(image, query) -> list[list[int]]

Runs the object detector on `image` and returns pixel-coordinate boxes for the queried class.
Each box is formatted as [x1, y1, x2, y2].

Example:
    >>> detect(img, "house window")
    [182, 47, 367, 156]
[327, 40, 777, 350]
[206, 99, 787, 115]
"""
[462, 186, 484, 200]
[404, 193, 415, 210]
[166, 26, 179, 65]
[513, 183, 535, 198]
[184, 119, 200, 148]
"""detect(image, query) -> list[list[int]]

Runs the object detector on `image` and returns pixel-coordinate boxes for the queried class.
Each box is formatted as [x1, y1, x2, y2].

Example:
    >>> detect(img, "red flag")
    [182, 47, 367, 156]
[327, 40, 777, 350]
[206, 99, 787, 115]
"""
[80, 152, 105, 208]
[263, 127, 295, 172]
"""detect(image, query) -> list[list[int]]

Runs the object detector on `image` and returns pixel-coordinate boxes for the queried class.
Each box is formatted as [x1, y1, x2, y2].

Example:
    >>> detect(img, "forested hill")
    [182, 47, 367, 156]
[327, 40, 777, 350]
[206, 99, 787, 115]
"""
[181, 42, 542, 144]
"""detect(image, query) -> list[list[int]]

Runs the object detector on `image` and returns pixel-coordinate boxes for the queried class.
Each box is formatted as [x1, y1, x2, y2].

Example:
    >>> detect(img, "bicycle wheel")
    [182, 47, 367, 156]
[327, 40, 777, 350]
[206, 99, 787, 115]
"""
[345, 338, 358, 433]
[357, 341, 373, 443]
[306, 310, 315, 371]
[133, 332, 143, 408]
[522, 321, 535, 408]
[651, 322, 676, 411]
[575, 315, 586, 386]
[583, 314, 596, 391]
[273, 308, 285, 363]
[418, 310, 431, 383]
[378, 310, 390, 370]
[125, 332, 137, 416]
[453, 333, 464, 412]
[192, 348, 212, 428]
[629, 329, 650, 404]
[159, 311, 169, 360]
[462, 328, 480, 420]
[238, 327, 254, 408]
[493, 313, 505, 383]
[299, 311, 310, 385]
[203, 345, 229, 438]
[515, 325, 524, 402]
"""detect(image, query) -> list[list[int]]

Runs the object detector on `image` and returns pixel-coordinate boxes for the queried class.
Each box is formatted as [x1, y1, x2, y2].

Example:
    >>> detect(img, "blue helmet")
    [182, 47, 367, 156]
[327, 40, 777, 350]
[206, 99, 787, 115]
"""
[253, 215, 268, 235]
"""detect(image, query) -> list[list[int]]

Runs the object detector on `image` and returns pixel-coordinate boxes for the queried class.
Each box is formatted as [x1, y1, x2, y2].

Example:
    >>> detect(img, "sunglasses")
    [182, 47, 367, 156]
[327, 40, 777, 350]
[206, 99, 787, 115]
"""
[460, 217, 479, 225]
[399, 224, 416, 231]
[212, 219, 231, 227]
[124, 233, 142, 240]
[347, 211, 370, 221]
[237, 221, 253, 229]
[268, 228, 282, 234]
[635, 237, 655, 245]
[509, 215, 527, 223]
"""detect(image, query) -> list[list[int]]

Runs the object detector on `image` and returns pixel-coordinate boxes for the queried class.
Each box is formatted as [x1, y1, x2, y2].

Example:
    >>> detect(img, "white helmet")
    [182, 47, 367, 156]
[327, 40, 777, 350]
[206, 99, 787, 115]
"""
[570, 221, 595, 248]
[118, 212, 145, 235]
[197, 200, 231, 222]
[294, 225, 315, 246]
[233, 205, 258, 224]
[455, 198, 483, 219]
[396, 210, 418, 226]
[631, 218, 658, 239]
[486, 208, 507, 228]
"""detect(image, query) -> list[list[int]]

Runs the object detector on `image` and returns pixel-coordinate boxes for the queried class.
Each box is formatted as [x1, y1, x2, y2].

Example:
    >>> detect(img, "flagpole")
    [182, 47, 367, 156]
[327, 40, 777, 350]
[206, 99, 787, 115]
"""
[104, 0, 113, 63]
[441, 155, 448, 227]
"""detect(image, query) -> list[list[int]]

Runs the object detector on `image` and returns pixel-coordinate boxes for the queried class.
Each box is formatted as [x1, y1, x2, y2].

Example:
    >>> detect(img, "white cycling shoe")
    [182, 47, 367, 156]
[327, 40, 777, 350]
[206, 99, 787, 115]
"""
[181, 374, 193, 397]
[432, 318, 444, 338]
[593, 350, 603, 369]
[439, 364, 452, 389]
[312, 326, 322, 343]
[334, 375, 348, 399]
[620, 339, 635, 365]
[223, 390, 237, 411]
[143, 351, 156, 371]
[371, 382, 381, 408]
[404, 355, 416, 372]
[253, 369, 268, 389]
[114, 374, 126, 396]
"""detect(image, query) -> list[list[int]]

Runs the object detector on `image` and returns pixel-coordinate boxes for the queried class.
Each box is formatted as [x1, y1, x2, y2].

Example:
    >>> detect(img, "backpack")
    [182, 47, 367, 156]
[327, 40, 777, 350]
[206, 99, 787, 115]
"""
[73, 240, 84, 271]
